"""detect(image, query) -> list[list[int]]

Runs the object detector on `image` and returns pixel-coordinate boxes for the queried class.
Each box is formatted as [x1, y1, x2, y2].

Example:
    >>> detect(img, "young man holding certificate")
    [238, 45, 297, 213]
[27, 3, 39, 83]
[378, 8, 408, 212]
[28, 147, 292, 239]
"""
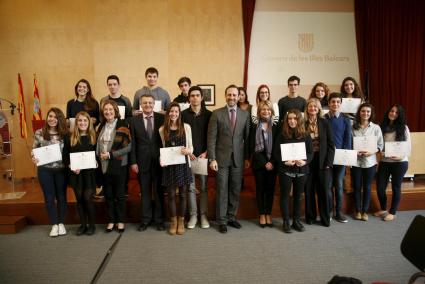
[325, 93, 352, 223]
[129, 94, 166, 232]
[181, 86, 212, 229]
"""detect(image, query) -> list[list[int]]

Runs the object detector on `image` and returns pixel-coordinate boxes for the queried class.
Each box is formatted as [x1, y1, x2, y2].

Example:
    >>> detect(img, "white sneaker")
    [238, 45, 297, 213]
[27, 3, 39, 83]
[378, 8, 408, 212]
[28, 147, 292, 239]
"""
[49, 225, 59, 237]
[200, 214, 210, 229]
[58, 223, 67, 236]
[187, 215, 197, 229]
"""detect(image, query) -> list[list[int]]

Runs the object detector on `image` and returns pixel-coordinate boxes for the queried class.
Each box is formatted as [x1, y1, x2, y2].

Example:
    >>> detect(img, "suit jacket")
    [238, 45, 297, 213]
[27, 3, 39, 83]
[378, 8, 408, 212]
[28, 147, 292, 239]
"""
[129, 112, 164, 173]
[207, 106, 250, 168]
[309, 117, 335, 169]
[249, 120, 280, 171]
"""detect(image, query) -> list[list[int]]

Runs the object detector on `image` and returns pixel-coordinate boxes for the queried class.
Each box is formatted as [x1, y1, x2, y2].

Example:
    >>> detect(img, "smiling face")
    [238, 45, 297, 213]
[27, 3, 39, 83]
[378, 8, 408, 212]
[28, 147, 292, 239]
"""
[140, 96, 154, 115]
[359, 106, 372, 122]
[307, 101, 319, 117]
[344, 80, 355, 95]
[103, 103, 116, 122]
[388, 106, 398, 122]
[77, 114, 89, 132]
[238, 90, 247, 103]
[315, 86, 325, 99]
[225, 87, 239, 107]
[146, 72, 158, 87]
[259, 105, 272, 120]
[168, 106, 180, 123]
[329, 97, 341, 113]
[47, 111, 58, 129]
[287, 113, 298, 129]
[259, 87, 270, 101]
[77, 82, 88, 97]
[107, 79, 120, 96]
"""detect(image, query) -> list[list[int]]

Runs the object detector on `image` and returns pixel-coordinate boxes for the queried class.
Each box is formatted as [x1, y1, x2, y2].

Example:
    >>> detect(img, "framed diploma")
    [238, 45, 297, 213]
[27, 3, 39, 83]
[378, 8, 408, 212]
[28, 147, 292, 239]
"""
[32, 143, 62, 166]
[333, 149, 358, 166]
[160, 147, 186, 166]
[70, 151, 97, 171]
[118, 106, 126, 119]
[340, 98, 361, 113]
[280, 142, 306, 161]
[353, 136, 378, 153]
[384, 141, 410, 157]
[190, 157, 208, 176]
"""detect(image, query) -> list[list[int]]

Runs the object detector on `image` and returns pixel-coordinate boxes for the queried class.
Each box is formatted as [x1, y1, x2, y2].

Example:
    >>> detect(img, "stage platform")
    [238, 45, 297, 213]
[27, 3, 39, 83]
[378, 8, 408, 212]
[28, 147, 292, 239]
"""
[0, 171, 424, 225]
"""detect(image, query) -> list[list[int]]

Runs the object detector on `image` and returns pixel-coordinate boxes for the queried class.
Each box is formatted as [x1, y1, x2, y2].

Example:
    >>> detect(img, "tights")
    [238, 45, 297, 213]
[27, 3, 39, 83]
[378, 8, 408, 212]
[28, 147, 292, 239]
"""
[167, 186, 187, 217]
[73, 186, 95, 225]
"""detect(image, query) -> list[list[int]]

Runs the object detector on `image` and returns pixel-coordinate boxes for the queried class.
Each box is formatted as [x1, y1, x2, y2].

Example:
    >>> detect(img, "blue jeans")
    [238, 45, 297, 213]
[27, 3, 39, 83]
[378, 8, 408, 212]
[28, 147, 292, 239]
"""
[351, 165, 377, 213]
[376, 161, 408, 215]
[188, 174, 208, 216]
[329, 165, 346, 215]
[37, 168, 67, 224]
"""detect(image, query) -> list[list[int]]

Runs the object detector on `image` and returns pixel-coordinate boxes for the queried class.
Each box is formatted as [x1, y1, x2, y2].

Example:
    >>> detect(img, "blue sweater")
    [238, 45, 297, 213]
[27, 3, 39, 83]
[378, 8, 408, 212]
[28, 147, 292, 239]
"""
[325, 113, 352, 149]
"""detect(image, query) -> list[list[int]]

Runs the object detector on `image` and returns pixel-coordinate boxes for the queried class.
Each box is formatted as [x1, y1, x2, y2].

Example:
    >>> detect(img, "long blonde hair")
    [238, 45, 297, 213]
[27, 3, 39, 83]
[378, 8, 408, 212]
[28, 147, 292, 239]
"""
[304, 98, 323, 119]
[71, 111, 96, 146]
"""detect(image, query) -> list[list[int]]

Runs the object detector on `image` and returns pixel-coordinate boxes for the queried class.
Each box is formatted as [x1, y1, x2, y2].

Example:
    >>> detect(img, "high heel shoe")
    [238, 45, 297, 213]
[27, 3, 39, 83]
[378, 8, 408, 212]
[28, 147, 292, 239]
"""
[105, 223, 114, 233]
[117, 223, 125, 233]
[265, 215, 274, 228]
[259, 215, 266, 228]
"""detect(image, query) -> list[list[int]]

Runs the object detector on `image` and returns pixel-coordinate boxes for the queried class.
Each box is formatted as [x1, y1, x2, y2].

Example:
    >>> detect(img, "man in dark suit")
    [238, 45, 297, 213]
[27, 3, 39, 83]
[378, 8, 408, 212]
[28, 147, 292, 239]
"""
[129, 94, 165, 231]
[207, 84, 250, 233]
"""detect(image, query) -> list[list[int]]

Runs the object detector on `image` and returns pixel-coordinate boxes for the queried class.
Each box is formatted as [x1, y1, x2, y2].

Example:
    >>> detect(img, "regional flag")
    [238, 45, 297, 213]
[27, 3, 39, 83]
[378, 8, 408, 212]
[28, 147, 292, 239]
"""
[32, 74, 42, 121]
[17, 73, 28, 138]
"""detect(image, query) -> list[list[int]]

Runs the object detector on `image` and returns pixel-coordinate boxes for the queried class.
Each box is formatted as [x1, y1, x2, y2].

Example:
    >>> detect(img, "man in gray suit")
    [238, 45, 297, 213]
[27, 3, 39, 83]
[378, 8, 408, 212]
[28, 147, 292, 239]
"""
[207, 84, 250, 233]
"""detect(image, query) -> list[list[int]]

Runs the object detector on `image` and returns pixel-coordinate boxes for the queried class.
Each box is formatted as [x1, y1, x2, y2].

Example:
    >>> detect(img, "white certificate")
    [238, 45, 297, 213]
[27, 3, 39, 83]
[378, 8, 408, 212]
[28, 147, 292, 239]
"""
[69, 118, 76, 132]
[118, 106, 126, 119]
[333, 149, 358, 166]
[384, 141, 410, 157]
[179, 103, 190, 112]
[153, 100, 162, 112]
[160, 147, 186, 166]
[33, 143, 62, 166]
[322, 109, 329, 116]
[340, 98, 361, 113]
[70, 151, 97, 171]
[190, 157, 208, 175]
[353, 136, 378, 153]
[280, 142, 306, 161]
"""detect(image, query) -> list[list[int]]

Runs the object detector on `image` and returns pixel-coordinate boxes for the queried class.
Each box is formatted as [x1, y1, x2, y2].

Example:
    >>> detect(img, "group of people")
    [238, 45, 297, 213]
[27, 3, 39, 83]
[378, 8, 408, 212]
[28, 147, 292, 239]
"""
[31, 67, 411, 238]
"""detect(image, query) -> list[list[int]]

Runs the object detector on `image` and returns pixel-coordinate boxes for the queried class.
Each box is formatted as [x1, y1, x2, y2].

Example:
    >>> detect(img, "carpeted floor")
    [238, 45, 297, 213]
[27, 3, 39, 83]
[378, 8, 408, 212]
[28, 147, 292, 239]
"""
[0, 210, 423, 284]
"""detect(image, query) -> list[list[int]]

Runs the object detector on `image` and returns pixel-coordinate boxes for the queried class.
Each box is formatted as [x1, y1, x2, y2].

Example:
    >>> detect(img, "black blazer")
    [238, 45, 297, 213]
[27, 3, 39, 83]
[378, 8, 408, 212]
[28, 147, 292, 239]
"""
[309, 117, 335, 169]
[249, 120, 280, 171]
[129, 112, 164, 173]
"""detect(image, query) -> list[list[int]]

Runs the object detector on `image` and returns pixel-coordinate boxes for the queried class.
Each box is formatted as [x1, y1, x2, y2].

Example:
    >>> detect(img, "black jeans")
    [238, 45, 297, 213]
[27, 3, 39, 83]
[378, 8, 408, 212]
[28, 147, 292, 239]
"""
[351, 165, 376, 213]
[253, 168, 277, 215]
[103, 166, 126, 223]
[38, 168, 67, 224]
[279, 172, 307, 221]
[376, 161, 408, 215]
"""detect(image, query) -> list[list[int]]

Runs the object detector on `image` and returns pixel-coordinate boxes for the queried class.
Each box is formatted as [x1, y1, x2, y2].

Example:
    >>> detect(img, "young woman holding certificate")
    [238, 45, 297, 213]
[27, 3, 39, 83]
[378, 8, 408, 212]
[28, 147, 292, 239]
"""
[31, 108, 68, 237]
[96, 100, 131, 233]
[63, 111, 97, 235]
[304, 98, 335, 227]
[375, 104, 411, 221]
[340, 77, 365, 121]
[159, 102, 193, 235]
[273, 109, 313, 233]
[249, 101, 279, 228]
[351, 103, 383, 221]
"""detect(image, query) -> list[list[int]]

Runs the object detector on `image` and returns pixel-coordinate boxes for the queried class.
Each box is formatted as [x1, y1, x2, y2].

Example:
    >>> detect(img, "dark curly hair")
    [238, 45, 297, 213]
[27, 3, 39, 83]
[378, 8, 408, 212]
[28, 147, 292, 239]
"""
[380, 104, 407, 141]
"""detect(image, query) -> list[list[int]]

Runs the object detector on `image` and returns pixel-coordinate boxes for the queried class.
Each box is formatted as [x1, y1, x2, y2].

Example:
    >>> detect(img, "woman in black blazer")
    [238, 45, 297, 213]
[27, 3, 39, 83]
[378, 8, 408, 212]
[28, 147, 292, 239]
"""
[304, 98, 335, 227]
[249, 101, 279, 228]
[273, 109, 313, 233]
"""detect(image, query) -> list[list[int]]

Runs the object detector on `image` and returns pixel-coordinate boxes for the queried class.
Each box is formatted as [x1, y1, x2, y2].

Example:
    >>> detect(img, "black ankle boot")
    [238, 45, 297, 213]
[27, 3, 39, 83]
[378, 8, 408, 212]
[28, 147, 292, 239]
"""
[283, 220, 292, 233]
[86, 224, 96, 235]
[76, 224, 87, 236]
[291, 219, 305, 232]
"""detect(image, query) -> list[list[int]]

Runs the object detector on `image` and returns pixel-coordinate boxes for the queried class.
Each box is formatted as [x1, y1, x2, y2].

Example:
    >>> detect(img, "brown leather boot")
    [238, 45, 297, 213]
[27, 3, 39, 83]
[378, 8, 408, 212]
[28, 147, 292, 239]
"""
[169, 217, 177, 235]
[177, 217, 185, 235]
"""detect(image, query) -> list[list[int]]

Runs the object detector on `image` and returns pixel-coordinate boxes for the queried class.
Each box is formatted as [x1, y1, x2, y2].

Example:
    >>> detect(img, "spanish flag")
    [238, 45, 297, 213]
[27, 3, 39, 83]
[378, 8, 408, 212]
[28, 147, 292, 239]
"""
[17, 73, 28, 139]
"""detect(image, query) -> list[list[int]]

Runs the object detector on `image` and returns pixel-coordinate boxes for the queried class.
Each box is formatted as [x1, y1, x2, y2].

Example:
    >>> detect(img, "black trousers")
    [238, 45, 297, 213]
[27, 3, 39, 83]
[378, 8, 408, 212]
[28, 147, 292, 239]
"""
[138, 168, 164, 224]
[253, 168, 277, 215]
[305, 153, 331, 226]
[103, 167, 126, 223]
[279, 172, 306, 222]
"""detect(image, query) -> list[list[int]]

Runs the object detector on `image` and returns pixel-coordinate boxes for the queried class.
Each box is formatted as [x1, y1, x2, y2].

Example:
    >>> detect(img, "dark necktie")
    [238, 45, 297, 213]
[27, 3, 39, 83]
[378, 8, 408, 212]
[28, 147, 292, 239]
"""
[146, 116, 153, 139]
[230, 109, 236, 133]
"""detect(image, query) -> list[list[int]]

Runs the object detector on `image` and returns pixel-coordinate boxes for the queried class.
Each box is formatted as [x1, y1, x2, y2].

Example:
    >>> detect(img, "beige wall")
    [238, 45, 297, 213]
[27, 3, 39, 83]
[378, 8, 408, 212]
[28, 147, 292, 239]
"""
[0, 0, 244, 178]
